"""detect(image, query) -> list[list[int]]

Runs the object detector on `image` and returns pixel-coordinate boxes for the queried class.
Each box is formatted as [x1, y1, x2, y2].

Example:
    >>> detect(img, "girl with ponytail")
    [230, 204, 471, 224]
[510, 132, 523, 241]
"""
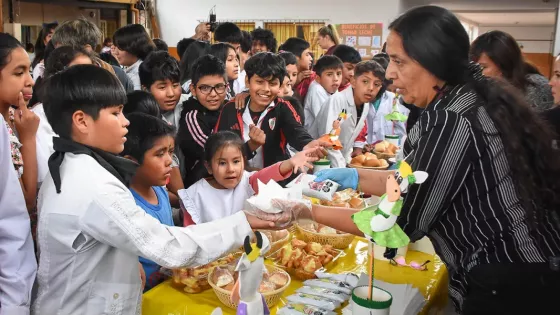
[317, 24, 340, 55]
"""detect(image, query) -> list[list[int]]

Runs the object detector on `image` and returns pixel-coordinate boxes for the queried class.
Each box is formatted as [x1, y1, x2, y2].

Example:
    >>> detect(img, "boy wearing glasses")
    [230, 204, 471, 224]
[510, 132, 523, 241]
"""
[177, 55, 230, 188]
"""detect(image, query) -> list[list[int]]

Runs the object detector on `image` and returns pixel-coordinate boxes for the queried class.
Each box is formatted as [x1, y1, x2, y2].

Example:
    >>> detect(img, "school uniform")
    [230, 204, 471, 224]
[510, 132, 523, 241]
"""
[31, 103, 57, 183]
[233, 70, 247, 95]
[310, 86, 369, 168]
[181, 79, 192, 97]
[34, 138, 252, 315]
[361, 91, 409, 146]
[215, 96, 313, 170]
[304, 80, 332, 131]
[177, 97, 222, 188]
[125, 59, 142, 90]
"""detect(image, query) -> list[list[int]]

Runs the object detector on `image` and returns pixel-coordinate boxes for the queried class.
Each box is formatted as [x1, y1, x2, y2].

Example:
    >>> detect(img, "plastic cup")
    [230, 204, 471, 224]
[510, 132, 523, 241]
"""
[312, 159, 331, 174]
[351, 285, 393, 315]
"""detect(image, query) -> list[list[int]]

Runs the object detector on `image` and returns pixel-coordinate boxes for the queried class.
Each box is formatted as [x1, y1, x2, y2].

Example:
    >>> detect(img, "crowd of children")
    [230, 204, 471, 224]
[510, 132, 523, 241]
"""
[0, 17, 412, 314]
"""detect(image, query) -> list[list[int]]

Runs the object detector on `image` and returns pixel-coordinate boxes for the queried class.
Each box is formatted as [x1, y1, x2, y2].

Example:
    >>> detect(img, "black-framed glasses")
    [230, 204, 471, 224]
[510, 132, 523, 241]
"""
[197, 84, 226, 95]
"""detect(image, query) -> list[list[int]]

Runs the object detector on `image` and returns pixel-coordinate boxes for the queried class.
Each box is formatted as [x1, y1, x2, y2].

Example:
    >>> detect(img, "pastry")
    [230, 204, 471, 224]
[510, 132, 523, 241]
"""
[291, 238, 307, 249]
[363, 158, 381, 167]
[269, 272, 289, 288]
[259, 280, 276, 293]
[351, 155, 366, 165]
[301, 255, 322, 273]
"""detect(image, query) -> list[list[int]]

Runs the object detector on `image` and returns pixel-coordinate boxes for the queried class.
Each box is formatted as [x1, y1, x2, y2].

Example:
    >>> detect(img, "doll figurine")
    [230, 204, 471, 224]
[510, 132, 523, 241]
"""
[231, 231, 271, 315]
[352, 160, 428, 259]
[319, 109, 347, 150]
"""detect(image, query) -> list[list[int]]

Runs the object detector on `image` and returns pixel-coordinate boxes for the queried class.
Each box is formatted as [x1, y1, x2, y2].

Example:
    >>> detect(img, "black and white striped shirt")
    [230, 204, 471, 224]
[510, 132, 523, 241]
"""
[398, 83, 560, 311]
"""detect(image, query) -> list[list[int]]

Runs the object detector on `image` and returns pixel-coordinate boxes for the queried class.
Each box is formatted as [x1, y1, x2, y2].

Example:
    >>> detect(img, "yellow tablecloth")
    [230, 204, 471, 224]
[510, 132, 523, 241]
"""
[142, 237, 448, 315]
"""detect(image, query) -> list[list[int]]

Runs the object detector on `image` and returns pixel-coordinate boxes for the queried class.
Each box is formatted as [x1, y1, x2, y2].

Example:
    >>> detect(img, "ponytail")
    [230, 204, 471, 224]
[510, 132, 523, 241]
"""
[318, 24, 340, 46]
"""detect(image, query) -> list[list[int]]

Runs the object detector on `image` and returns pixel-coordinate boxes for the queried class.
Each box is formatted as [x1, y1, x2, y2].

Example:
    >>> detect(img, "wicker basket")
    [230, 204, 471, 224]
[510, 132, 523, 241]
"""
[296, 224, 355, 249]
[372, 150, 396, 160]
[208, 265, 290, 309]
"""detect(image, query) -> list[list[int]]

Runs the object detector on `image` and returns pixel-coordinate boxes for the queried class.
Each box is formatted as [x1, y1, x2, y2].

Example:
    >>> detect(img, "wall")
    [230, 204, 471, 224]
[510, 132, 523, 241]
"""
[156, 0, 403, 47]
[5, 2, 100, 26]
[401, 0, 558, 11]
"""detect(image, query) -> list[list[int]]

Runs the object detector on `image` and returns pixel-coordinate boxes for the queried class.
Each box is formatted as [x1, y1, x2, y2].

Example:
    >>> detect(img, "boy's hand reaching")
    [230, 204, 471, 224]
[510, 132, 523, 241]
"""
[296, 70, 313, 85]
[303, 140, 332, 159]
[247, 124, 266, 152]
[13, 92, 39, 141]
[284, 148, 318, 174]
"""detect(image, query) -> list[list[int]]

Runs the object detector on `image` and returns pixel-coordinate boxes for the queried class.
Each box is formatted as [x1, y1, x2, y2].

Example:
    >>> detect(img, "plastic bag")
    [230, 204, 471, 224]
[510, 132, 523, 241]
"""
[296, 286, 350, 303]
[286, 293, 340, 310]
[277, 303, 336, 315]
[302, 278, 353, 295]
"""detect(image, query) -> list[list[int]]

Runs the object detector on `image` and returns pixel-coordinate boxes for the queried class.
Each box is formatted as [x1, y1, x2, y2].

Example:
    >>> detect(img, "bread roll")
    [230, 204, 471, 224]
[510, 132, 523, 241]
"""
[379, 159, 389, 167]
[374, 142, 387, 152]
[364, 152, 376, 159]
[364, 159, 381, 167]
[351, 155, 366, 165]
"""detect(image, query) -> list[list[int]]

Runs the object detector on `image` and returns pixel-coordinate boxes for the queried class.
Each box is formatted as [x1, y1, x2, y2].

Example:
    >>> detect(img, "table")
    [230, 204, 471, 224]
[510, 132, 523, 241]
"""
[142, 237, 448, 315]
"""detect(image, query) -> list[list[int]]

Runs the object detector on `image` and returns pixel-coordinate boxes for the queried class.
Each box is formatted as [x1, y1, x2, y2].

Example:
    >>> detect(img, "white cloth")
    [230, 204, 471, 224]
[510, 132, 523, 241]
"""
[32, 62, 45, 81]
[33, 153, 252, 315]
[125, 59, 142, 90]
[233, 70, 247, 95]
[0, 116, 37, 315]
[310, 87, 369, 168]
[179, 171, 254, 224]
[304, 80, 331, 131]
[182, 79, 192, 95]
[361, 91, 409, 147]
[101, 46, 111, 53]
[31, 103, 57, 184]
[241, 100, 275, 169]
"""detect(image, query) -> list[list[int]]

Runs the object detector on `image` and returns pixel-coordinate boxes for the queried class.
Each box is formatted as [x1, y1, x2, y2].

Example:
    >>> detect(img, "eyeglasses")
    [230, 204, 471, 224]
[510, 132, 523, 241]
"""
[197, 84, 227, 95]
[390, 256, 430, 271]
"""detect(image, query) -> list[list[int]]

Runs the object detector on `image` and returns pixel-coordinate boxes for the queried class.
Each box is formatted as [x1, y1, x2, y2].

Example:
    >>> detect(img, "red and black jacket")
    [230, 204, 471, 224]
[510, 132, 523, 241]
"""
[214, 96, 313, 169]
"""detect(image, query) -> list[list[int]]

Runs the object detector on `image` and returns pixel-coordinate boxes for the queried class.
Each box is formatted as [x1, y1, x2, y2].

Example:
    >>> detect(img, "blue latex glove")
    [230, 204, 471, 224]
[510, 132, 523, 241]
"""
[313, 168, 359, 191]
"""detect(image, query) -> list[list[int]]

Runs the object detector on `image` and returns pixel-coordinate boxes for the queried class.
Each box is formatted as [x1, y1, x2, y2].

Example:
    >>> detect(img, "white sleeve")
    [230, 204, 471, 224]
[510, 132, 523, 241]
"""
[316, 97, 347, 168]
[80, 182, 252, 268]
[0, 118, 37, 315]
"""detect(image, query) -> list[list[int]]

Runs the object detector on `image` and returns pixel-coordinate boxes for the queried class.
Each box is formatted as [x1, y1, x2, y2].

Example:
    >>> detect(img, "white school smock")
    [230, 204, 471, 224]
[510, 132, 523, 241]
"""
[33, 153, 251, 315]
[241, 100, 275, 169]
[304, 80, 331, 131]
[311, 87, 369, 168]
[233, 70, 247, 95]
[31, 103, 57, 184]
[125, 59, 142, 90]
[364, 91, 409, 146]
[179, 171, 254, 224]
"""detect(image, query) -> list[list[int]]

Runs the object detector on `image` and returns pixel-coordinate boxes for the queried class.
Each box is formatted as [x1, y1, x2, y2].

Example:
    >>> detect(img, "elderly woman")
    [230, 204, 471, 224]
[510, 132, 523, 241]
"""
[275, 5, 560, 315]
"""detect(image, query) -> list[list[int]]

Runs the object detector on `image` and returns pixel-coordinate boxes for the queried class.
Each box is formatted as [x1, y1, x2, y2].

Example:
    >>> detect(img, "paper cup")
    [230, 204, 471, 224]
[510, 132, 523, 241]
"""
[312, 159, 331, 174]
[352, 285, 392, 315]
[384, 135, 400, 146]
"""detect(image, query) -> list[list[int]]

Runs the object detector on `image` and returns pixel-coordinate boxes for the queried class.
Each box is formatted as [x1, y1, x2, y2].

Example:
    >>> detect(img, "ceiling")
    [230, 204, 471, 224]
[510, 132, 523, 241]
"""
[456, 11, 557, 26]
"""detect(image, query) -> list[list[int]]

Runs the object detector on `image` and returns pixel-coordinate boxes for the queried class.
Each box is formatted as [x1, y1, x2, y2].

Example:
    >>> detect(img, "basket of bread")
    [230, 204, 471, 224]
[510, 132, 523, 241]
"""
[208, 263, 290, 309]
[349, 152, 389, 170]
[371, 140, 399, 160]
[171, 252, 240, 293]
[273, 238, 341, 280]
[296, 221, 356, 249]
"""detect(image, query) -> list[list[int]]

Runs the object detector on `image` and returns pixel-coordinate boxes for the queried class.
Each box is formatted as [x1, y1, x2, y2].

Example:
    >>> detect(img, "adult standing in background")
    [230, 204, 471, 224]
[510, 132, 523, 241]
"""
[0, 115, 37, 315]
[470, 30, 554, 111]
[31, 22, 58, 80]
[316, 24, 340, 56]
[113, 24, 156, 90]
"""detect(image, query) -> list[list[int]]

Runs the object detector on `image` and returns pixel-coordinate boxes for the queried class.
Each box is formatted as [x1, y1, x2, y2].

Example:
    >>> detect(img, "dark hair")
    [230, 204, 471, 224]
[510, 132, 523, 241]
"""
[44, 46, 91, 78]
[113, 24, 155, 60]
[240, 31, 252, 54]
[213, 22, 243, 44]
[372, 53, 389, 70]
[314, 55, 343, 76]
[103, 37, 112, 46]
[179, 40, 211, 84]
[99, 52, 120, 67]
[153, 38, 168, 52]
[124, 90, 161, 117]
[121, 112, 175, 164]
[177, 38, 196, 60]
[251, 28, 277, 53]
[0, 33, 24, 71]
[244, 52, 286, 83]
[32, 22, 58, 68]
[355, 60, 387, 99]
[210, 43, 238, 66]
[332, 45, 361, 64]
[139, 51, 181, 88]
[278, 38, 310, 58]
[470, 30, 539, 92]
[279, 51, 297, 67]
[42, 64, 127, 139]
[191, 54, 227, 87]
[317, 24, 340, 46]
[26, 43, 34, 52]
[204, 131, 245, 163]
[390, 5, 560, 224]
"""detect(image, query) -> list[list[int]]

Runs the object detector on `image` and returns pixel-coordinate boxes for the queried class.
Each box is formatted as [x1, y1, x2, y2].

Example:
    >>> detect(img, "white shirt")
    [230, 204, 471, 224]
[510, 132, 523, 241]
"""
[125, 59, 142, 90]
[181, 79, 192, 95]
[362, 91, 409, 146]
[304, 80, 331, 131]
[0, 116, 37, 315]
[33, 153, 252, 315]
[233, 70, 247, 95]
[32, 62, 45, 81]
[241, 100, 275, 169]
[311, 87, 369, 168]
[179, 172, 254, 224]
[31, 103, 57, 183]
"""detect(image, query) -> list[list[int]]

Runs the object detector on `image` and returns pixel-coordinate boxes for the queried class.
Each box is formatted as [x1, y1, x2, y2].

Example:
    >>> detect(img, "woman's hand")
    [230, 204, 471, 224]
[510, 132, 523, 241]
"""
[285, 148, 319, 174]
[234, 92, 249, 110]
[314, 168, 359, 190]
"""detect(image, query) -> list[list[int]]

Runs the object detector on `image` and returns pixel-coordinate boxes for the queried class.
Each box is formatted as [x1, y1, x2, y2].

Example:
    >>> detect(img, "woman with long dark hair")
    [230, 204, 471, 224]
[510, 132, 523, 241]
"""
[32, 22, 58, 79]
[275, 5, 560, 315]
[470, 30, 554, 111]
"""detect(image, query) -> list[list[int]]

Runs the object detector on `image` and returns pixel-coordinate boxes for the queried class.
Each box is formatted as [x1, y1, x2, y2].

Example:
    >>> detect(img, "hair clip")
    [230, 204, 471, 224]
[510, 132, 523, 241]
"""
[390, 256, 430, 271]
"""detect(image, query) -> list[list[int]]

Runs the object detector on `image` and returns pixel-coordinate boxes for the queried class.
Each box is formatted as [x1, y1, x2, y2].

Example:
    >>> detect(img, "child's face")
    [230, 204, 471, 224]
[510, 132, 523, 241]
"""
[0, 47, 33, 109]
[190, 75, 227, 111]
[135, 136, 174, 187]
[351, 71, 383, 105]
[297, 48, 313, 71]
[76, 105, 129, 154]
[251, 40, 269, 55]
[317, 68, 342, 94]
[341, 62, 356, 86]
[286, 64, 298, 86]
[225, 48, 240, 81]
[114, 47, 138, 67]
[206, 145, 244, 189]
[246, 74, 281, 110]
[278, 76, 293, 97]
[149, 79, 182, 112]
